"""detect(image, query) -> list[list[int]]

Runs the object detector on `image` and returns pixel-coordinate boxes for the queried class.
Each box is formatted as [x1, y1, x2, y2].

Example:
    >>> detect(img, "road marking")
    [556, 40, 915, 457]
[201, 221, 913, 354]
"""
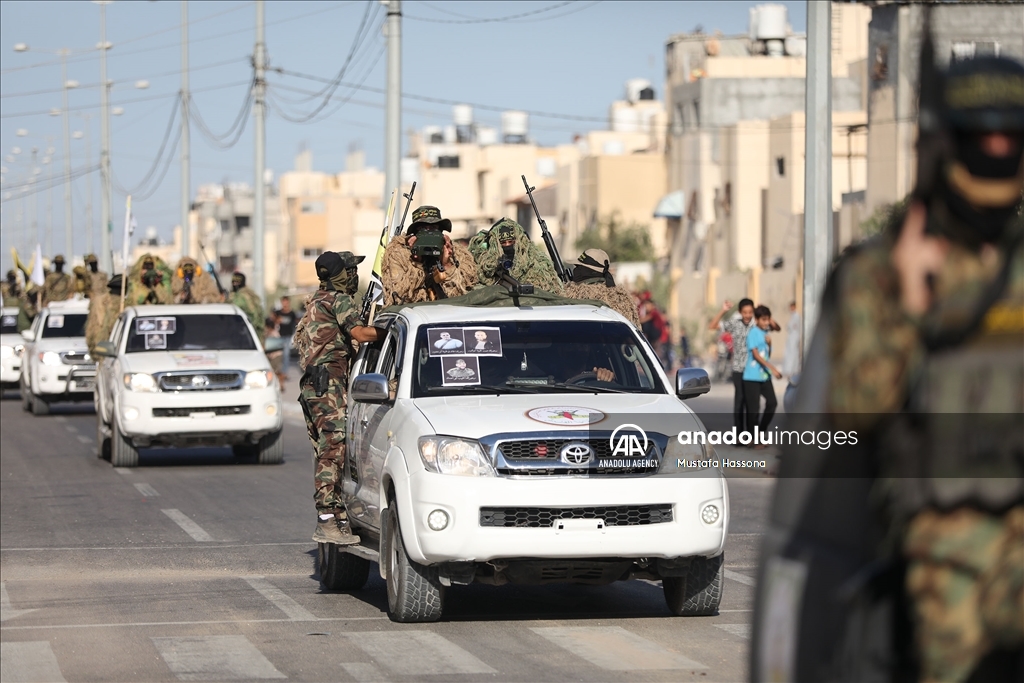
[2, 615, 389, 631]
[152, 635, 286, 681]
[64, 424, 77, 434]
[114, 467, 132, 475]
[241, 576, 317, 621]
[76, 435, 91, 444]
[531, 626, 707, 671]
[161, 509, 214, 542]
[348, 632, 496, 676]
[342, 662, 391, 683]
[54, 416, 66, 423]
[1, 583, 38, 622]
[719, 609, 753, 613]
[134, 483, 160, 497]
[715, 623, 752, 639]
[0, 641, 67, 682]
[725, 569, 756, 586]
[1, 541, 313, 552]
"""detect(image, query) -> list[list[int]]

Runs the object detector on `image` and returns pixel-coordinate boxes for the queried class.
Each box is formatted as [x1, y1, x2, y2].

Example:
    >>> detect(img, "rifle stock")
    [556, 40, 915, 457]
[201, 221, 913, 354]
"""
[521, 175, 568, 282]
[197, 242, 225, 295]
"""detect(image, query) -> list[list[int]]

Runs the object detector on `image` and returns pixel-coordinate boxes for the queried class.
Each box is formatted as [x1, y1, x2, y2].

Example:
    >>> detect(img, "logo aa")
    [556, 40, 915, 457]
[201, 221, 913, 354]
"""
[609, 423, 648, 457]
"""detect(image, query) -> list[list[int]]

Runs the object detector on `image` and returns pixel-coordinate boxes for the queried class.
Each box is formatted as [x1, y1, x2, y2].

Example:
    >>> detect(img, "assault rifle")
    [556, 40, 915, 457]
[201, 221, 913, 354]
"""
[392, 181, 417, 238]
[198, 241, 226, 296]
[521, 175, 568, 283]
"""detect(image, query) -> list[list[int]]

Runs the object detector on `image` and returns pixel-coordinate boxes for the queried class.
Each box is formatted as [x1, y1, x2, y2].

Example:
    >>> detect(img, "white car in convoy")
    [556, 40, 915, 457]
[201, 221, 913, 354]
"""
[19, 300, 96, 415]
[1, 306, 24, 392]
[322, 298, 725, 623]
[92, 304, 283, 467]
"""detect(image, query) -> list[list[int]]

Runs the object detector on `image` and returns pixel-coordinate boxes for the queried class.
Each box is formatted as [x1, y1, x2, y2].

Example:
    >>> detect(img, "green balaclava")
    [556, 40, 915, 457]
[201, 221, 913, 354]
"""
[315, 252, 349, 293]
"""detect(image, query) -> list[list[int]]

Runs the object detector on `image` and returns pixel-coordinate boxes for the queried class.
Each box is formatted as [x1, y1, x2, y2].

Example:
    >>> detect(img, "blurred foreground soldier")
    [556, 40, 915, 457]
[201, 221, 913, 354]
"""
[563, 248, 640, 327]
[229, 271, 264, 344]
[173, 257, 222, 304]
[295, 251, 383, 545]
[42, 255, 73, 306]
[752, 51, 1024, 682]
[469, 218, 563, 294]
[2, 270, 34, 331]
[380, 205, 476, 304]
[126, 254, 173, 306]
[1, 270, 21, 303]
[86, 275, 123, 358]
[83, 254, 107, 295]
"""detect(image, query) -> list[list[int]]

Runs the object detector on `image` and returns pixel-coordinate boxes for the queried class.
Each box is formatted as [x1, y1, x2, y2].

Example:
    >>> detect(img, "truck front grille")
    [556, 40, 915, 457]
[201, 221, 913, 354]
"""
[152, 405, 251, 418]
[479, 504, 673, 528]
[157, 371, 243, 392]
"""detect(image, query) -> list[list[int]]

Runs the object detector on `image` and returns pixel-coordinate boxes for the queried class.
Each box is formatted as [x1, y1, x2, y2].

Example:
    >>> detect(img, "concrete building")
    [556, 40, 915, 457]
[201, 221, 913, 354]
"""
[865, 1, 1024, 214]
[277, 149, 385, 290]
[660, 2, 871, 344]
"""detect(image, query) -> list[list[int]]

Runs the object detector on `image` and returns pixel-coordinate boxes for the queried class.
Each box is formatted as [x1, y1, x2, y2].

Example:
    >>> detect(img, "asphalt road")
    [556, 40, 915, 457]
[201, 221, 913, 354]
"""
[1, 379, 775, 683]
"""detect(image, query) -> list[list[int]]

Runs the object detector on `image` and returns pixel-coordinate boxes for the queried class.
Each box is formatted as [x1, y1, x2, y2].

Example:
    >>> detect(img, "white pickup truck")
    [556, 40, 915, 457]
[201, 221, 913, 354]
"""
[1, 306, 23, 392]
[320, 294, 726, 623]
[19, 300, 96, 415]
[92, 304, 283, 467]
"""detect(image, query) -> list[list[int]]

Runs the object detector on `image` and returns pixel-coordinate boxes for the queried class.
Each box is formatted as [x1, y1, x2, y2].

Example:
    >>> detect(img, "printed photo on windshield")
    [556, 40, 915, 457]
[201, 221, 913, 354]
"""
[144, 332, 167, 350]
[427, 327, 466, 355]
[441, 356, 480, 386]
[47, 315, 64, 328]
[136, 317, 176, 334]
[463, 327, 502, 356]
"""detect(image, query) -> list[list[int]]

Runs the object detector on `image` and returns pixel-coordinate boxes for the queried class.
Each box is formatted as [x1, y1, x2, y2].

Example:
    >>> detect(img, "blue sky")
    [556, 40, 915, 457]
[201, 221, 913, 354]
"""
[0, 0, 806, 263]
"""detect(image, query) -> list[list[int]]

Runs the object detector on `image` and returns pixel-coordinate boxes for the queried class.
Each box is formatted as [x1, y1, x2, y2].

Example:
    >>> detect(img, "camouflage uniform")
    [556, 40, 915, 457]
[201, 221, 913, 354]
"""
[125, 253, 173, 306]
[469, 218, 564, 294]
[563, 248, 640, 327]
[172, 257, 222, 304]
[229, 273, 265, 345]
[381, 234, 477, 305]
[85, 276, 123, 358]
[83, 254, 108, 297]
[42, 255, 73, 306]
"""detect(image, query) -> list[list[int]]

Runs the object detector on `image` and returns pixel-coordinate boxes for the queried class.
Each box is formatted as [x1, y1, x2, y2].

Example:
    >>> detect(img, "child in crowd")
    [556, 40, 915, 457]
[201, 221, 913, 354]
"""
[743, 305, 782, 448]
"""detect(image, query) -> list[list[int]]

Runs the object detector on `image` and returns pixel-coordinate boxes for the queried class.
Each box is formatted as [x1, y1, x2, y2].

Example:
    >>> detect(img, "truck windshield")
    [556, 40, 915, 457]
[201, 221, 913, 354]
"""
[411, 320, 664, 397]
[41, 313, 88, 338]
[125, 314, 257, 353]
[1, 313, 17, 334]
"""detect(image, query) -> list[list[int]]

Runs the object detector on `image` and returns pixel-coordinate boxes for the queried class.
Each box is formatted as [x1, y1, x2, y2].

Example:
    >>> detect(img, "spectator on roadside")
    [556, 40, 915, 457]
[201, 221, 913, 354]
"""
[679, 327, 692, 368]
[709, 298, 755, 434]
[743, 305, 782, 447]
[273, 295, 297, 379]
[638, 291, 668, 363]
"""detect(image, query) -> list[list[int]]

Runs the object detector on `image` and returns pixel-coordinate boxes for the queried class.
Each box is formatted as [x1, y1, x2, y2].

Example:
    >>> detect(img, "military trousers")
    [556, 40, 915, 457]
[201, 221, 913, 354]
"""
[903, 505, 1024, 682]
[299, 375, 349, 516]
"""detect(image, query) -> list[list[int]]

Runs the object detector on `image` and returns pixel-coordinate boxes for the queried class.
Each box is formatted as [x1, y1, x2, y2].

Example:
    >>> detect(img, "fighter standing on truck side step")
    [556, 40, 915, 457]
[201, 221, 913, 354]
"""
[296, 251, 384, 545]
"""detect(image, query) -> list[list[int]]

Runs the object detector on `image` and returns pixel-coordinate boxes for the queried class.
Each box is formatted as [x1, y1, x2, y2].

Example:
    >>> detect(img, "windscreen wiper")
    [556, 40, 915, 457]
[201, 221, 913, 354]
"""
[424, 384, 539, 395]
[545, 382, 628, 394]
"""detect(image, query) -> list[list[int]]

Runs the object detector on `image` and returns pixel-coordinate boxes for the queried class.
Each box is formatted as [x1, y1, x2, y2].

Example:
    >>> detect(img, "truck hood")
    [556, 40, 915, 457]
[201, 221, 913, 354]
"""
[413, 392, 702, 440]
[34, 337, 88, 353]
[121, 350, 270, 375]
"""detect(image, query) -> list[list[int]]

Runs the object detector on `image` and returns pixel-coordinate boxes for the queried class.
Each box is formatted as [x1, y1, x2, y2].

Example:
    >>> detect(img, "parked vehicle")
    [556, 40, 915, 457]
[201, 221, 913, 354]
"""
[319, 296, 725, 623]
[92, 304, 283, 467]
[0, 306, 23, 392]
[19, 300, 95, 415]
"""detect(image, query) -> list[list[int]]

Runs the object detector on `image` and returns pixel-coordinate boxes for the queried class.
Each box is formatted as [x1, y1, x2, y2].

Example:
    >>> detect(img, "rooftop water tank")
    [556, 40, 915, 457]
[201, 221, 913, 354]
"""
[625, 78, 652, 104]
[442, 125, 457, 144]
[611, 107, 641, 133]
[452, 104, 473, 126]
[476, 126, 498, 146]
[423, 125, 443, 144]
[750, 4, 788, 56]
[502, 111, 529, 144]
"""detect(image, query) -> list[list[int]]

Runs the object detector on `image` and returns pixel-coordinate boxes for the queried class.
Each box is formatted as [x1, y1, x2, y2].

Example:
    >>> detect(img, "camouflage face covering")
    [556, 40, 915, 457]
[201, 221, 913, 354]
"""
[496, 220, 516, 243]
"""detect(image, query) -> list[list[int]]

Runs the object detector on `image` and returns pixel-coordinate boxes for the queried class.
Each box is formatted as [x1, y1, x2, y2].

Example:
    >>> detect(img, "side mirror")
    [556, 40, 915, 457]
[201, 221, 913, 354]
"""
[93, 341, 116, 358]
[676, 368, 711, 399]
[20, 329, 34, 342]
[351, 373, 390, 403]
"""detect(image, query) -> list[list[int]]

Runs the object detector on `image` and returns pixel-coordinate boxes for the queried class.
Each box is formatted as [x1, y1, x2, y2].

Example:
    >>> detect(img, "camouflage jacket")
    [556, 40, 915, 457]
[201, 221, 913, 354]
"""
[42, 272, 73, 306]
[86, 292, 122, 357]
[469, 221, 564, 295]
[230, 286, 265, 343]
[564, 280, 640, 328]
[296, 287, 363, 378]
[381, 235, 478, 305]
[173, 258, 222, 304]
[126, 255, 174, 306]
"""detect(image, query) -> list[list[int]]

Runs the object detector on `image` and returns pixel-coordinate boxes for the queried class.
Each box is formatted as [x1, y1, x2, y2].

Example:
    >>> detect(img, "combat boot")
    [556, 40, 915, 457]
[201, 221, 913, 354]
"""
[312, 513, 361, 546]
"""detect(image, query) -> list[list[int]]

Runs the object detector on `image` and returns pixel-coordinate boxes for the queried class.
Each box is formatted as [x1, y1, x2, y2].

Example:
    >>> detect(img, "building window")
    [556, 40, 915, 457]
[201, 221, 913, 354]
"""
[219, 219, 231, 235]
[775, 157, 786, 178]
[235, 215, 250, 233]
[302, 247, 323, 260]
[300, 201, 325, 214]
[437, 155, 460, 168]
[952, 41, 999, 62]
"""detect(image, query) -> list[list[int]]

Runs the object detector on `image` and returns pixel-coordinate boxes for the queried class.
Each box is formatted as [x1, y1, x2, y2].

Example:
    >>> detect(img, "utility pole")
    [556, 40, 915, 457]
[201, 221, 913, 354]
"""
[60, 49, 73, 259]
[384, 0, 402, 204]
[45, 141, 54, 255]
[29, 148, 38, 252]
[252, 0, 266, 302]
[802, 0, 831, 361]
[181, 0, 191, 259]
[97, 0, 113, 273]
[82, 121, 94, 255]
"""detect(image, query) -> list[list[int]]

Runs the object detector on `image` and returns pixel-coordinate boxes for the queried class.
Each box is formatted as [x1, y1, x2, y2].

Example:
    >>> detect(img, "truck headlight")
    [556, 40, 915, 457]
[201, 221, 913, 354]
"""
[14, 344, 24, 357]
[418, 436, 494, 477]
[39, 351, 62, 366]
[123, 372, 158, 392]
[245, 370, 274, 389]
[662, 435, 718, 475]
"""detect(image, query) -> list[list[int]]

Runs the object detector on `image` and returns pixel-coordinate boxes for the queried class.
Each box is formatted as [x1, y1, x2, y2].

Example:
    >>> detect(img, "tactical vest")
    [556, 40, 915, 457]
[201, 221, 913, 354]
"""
[882, 237, 1024, 513]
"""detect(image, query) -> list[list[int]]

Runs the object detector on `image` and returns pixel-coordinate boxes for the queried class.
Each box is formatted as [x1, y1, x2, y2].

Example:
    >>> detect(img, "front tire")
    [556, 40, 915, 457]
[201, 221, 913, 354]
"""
[318, 542, 370, 591]
[111, 420, 139, 468]
[96, 419, 111, 460]
[663, 554, 724, 616]
[20, 382, 31, 412]
[384, 500, 443, 623]
[256, 429, 284, 465]
[30, 394, 49, 416]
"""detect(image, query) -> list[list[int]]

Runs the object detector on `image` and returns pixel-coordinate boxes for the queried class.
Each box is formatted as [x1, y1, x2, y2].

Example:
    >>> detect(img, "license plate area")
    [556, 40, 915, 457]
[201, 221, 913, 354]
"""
[554, 518, 605, 533]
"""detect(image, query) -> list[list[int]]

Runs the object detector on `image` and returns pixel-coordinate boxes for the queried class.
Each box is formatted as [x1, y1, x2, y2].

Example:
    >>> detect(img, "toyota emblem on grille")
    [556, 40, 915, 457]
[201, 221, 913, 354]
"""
[191, 375, 210, 388]
[559, 442, 593, 465]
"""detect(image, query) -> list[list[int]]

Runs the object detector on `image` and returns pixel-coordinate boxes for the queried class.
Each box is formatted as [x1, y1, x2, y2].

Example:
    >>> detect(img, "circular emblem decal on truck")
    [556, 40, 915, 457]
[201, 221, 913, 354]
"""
[525, 406, 605, 426]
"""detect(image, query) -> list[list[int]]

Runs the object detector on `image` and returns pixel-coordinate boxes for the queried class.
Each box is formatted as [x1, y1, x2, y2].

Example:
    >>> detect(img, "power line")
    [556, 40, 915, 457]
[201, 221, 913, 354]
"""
[190, 76, 256, 149]
[112, 94, 180, 196]
[406, 1, 575, 24]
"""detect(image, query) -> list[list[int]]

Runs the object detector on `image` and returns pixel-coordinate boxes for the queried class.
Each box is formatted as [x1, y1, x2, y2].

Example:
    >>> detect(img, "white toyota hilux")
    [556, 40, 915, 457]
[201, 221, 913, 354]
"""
[1, 306, 24, 392]
[19, 299, 96, 415]
[92, 304, 283, 467]
[321, 294, 726, 623]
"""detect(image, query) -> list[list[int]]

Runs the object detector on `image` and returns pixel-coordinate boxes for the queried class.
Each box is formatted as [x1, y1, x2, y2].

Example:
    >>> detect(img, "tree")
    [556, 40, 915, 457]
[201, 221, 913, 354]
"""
[860, 196, 909, 238]
[575, 212, 653, 263]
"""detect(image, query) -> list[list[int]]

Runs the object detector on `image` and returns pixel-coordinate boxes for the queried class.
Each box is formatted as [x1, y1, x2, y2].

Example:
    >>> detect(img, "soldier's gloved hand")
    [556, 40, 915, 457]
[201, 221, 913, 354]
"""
[142, 270, 162, 288]
[893, 201, 949, 316]
[442, 234, 454, 268]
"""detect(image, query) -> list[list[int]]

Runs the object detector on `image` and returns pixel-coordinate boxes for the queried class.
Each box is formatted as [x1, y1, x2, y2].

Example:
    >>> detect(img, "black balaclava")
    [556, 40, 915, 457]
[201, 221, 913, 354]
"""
[53, 256, 65, 274]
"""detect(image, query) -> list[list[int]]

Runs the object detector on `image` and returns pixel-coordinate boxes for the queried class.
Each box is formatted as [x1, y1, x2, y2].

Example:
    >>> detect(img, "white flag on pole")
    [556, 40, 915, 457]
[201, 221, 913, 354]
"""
[30, 243, 45, 287]
[121, 196, 136, 271]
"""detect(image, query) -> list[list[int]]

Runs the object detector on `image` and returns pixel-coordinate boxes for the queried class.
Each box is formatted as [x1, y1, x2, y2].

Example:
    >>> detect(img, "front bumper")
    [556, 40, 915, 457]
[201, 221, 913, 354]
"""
[34, 364, 96, 399]
[397, 471, 728, 565]
[118, 386, 283, 446]
[0, 356, 21, 386]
